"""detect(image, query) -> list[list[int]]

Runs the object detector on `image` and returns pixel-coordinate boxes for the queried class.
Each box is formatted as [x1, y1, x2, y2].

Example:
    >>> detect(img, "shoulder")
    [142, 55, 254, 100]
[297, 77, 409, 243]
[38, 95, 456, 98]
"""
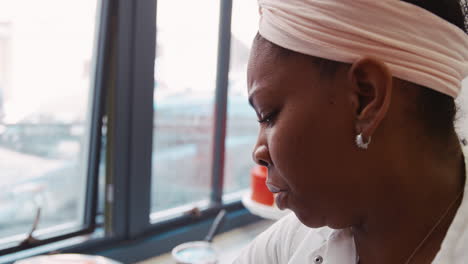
[234, 213, 331, 264]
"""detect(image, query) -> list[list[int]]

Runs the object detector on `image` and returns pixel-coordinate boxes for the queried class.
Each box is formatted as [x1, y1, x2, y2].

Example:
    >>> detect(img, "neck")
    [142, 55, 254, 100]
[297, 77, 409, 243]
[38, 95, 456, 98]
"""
[353, 135, 465, 264]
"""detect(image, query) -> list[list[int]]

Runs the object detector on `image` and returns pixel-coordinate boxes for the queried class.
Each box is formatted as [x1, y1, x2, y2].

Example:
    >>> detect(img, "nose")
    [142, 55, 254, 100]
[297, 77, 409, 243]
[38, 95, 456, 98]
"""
[252, 142, 272, 167]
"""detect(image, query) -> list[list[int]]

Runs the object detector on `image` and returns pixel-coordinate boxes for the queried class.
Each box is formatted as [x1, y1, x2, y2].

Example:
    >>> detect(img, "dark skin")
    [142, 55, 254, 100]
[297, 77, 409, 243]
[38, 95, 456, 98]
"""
[248, 38, 465, 264]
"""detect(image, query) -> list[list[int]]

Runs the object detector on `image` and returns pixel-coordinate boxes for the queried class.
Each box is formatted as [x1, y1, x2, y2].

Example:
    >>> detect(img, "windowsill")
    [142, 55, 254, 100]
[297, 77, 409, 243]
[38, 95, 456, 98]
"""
[0, 229, 107, 264]
[136, 219, 274, 264]
[0, 208, 263, 264]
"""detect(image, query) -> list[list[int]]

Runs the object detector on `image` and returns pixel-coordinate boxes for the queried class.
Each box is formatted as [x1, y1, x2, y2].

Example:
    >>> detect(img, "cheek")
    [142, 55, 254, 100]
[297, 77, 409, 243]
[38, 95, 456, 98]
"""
[269, 101, 358, 208]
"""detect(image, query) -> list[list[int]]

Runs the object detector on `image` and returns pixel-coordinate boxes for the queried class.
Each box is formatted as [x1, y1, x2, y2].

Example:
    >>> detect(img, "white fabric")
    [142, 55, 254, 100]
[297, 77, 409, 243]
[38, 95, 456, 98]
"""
[234, 146, 468, 263]
[258, 0, 468, 98]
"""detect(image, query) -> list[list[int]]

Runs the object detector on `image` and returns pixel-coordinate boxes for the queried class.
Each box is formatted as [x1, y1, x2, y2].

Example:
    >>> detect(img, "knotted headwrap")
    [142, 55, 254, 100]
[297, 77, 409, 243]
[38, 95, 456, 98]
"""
[258, 0, 468, 98]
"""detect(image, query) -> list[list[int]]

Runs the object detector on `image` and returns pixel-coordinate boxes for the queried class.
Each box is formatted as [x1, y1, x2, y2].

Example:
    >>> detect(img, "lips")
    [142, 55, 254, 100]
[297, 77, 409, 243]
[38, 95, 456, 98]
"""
[265, 182, 287, 193]
[266, 182, 289, 210]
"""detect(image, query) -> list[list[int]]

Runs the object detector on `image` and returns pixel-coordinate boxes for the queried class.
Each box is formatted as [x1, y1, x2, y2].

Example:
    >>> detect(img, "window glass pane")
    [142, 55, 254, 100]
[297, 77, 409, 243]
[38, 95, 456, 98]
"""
[151, 1, 220, 216]
[224, 1, 259, 198]
[0, 0, 99, 245]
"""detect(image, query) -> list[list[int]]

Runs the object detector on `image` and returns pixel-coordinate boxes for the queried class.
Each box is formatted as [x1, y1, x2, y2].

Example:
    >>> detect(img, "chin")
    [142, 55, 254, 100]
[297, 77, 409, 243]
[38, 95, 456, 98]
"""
[293, 210, 326, 228]
[293, 208, 351, 230]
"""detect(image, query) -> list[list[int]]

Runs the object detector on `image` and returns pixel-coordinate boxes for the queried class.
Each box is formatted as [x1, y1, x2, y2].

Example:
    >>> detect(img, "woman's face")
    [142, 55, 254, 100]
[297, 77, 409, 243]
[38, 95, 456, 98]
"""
[248, 41, 372, 228]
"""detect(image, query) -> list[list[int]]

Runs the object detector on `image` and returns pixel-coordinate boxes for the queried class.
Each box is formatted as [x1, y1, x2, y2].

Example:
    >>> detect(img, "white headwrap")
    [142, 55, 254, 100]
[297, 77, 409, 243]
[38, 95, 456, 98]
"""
[258, 0, 468, 97]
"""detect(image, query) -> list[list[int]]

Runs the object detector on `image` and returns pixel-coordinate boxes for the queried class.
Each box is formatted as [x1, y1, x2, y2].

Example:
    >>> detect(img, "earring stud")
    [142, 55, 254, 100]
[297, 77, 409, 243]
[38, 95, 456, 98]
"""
[356, 133, 371, 149]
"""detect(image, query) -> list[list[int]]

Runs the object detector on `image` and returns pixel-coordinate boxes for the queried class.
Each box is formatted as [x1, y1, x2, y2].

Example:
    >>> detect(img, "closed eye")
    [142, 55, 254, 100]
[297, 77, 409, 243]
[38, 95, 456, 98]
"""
[258, 110, 279, 127]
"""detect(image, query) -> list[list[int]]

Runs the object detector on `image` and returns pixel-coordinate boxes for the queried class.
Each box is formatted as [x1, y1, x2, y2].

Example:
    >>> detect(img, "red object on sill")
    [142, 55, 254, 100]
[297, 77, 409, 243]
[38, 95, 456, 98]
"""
[251, 165, 274, 206]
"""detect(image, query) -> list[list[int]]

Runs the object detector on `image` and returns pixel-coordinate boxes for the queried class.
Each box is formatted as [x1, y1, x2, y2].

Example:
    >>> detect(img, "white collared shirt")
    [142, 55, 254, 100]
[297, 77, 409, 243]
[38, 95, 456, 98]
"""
[234, 150, 468, 264]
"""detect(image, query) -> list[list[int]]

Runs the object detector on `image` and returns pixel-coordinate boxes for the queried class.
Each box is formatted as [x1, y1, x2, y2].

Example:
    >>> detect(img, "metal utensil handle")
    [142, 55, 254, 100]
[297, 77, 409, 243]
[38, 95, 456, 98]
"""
[204, 209, 227, 243]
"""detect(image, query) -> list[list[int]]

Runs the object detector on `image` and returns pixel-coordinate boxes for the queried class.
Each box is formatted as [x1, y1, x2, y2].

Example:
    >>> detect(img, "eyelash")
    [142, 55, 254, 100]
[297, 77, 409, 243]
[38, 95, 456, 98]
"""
[258, 110, 278, 126]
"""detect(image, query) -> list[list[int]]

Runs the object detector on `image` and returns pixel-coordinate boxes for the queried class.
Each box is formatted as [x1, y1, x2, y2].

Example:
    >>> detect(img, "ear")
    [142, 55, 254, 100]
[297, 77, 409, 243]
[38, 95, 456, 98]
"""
[348, 57, 392, 141]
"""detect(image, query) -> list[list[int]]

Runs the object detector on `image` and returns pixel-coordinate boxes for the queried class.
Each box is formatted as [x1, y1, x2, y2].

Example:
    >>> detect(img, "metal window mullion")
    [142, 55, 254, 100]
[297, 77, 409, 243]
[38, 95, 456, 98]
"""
[106, 0, 135, 239]
[126, 0, 156, 238]
[210, 0, 233, 206]
[108, 0, 156, 240]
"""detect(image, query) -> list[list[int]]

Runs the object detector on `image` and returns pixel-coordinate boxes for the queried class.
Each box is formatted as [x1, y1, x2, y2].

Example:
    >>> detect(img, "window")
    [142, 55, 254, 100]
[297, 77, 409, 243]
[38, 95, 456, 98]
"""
[150, 0, 261, 221]
[0, 0, 261, 262]
[0, 22, 10, 119]
[151, 0, 221, 217]
[224, 0, 260, 199]
[0, 0, 100, 251]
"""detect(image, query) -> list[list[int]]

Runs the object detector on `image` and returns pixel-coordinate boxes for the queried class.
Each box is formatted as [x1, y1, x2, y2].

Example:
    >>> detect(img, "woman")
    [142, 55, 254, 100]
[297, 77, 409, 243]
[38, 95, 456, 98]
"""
[235, 0, 468, 263]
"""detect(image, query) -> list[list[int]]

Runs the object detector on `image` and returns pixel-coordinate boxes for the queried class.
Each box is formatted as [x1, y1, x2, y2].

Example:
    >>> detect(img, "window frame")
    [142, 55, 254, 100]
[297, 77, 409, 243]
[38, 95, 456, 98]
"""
[0, 0, 109, 256]
[0, 0, 261, 262]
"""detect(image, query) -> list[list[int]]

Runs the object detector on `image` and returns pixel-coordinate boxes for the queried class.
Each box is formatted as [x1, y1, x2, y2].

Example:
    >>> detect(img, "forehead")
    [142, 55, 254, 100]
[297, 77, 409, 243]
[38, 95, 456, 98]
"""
[248, 36, 291, 79]
[247, 38, 315, 95]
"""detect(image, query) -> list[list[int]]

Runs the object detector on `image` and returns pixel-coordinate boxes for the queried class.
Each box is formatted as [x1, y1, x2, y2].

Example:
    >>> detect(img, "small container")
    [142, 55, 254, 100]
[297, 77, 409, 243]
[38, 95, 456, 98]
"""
[172, 210, 226, 264]
[172, 241, 218, 264]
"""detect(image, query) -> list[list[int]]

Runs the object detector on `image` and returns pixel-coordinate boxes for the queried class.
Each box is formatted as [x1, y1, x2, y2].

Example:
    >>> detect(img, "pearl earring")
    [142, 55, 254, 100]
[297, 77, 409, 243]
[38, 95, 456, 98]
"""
[356, 133, 371, 149]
